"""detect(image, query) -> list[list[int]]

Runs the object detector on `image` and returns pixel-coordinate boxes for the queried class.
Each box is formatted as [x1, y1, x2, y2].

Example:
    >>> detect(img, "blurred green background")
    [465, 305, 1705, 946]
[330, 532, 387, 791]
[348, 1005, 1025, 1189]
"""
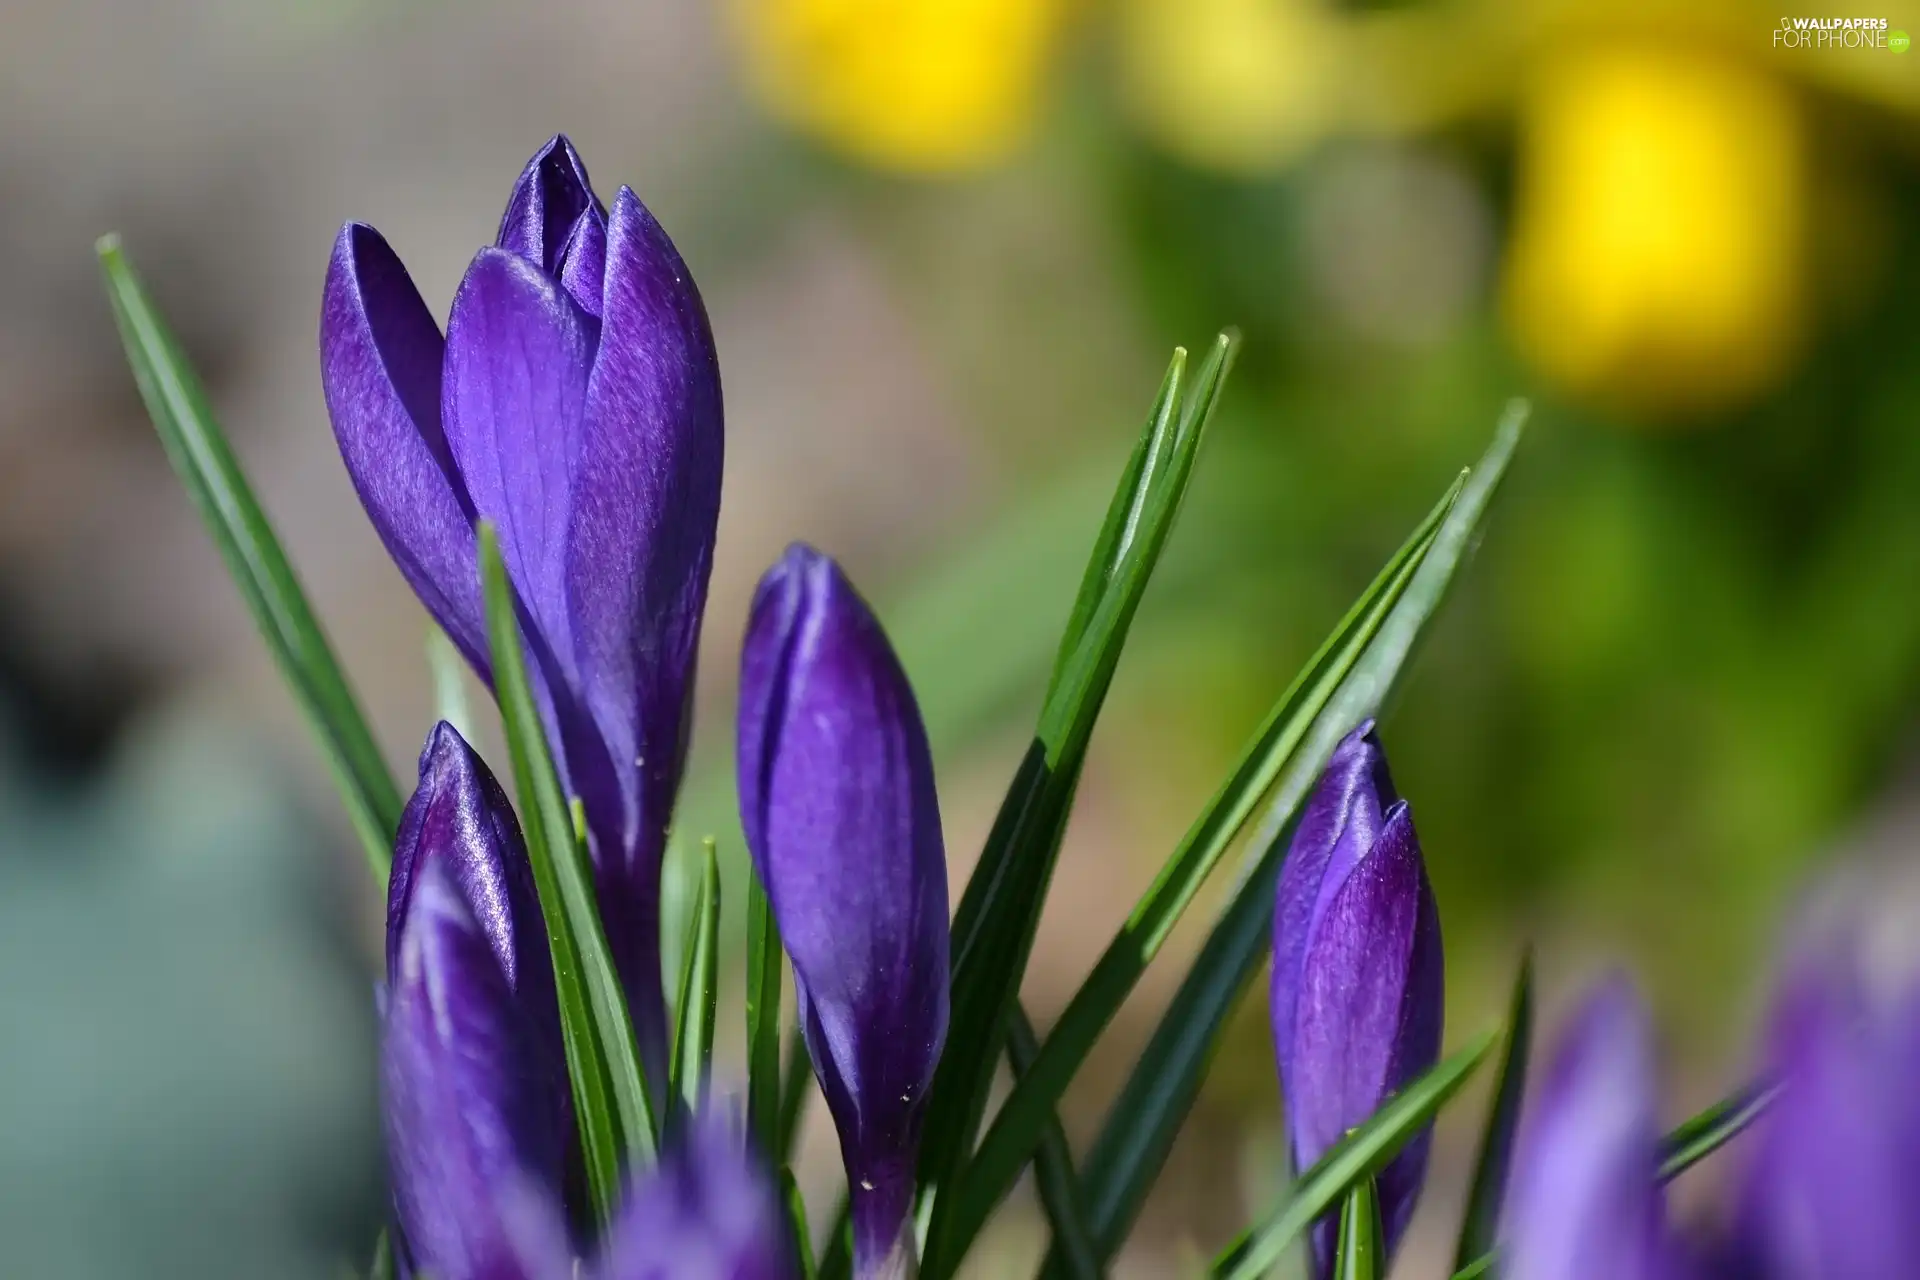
[3, 0, 1918, 1274]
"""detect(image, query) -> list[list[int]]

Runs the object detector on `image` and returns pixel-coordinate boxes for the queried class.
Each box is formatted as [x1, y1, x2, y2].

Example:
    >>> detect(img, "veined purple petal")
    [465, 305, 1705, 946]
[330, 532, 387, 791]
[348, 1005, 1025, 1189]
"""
[1504, 979, 1685, 1280]
[737, 545, 948, 1278]
[1733, 953, 1920, 1278]
[558, 207, 609, 318]
[596, 1111, 799, 1280]
[497, 134, 602, 276]
[562, 182, 723, 1078]
[384, 860, 569, 1280]
[1285, 801, 1442, 1272]
[321, 222, 487, 674]
[1270, 722, 1398, 1074]
[443, 246, 599, 668]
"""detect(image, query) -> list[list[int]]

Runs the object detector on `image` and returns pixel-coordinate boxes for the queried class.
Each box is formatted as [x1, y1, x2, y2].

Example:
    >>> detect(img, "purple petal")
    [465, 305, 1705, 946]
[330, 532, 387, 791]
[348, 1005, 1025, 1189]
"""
[737, 545, 948, 1276]
[596, 1111, 799, 1280]
[321, 223, 487, 674]
[1734, 953, 1920, 1278]
[443, 246, 599, 669]
[1285, 802, 1441, 1272]
[1270, 721, 1398, 1078]
[558, 207, 609, 318]
[1504, 978, 1685, 1280]
[562, 183, 723, 1075]
[383, 860, 570, 1280]
[497, 134, 603, 276]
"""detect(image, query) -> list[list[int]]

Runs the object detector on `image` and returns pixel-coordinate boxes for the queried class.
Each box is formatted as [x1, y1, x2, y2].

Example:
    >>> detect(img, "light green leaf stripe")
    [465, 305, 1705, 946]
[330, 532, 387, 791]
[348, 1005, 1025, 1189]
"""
[747, 869, 785, 1159]
[97, 236, 402, 881]
[1454, 950, 1535, 1270]
[480, 524, 656, 1218]
[670, 838, 722, 1118]
[1335, 1176, 1384, 1280]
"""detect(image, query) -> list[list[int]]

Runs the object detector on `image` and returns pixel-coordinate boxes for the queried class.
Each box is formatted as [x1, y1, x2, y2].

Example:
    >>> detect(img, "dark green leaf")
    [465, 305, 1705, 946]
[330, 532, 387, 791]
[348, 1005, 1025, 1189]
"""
[480, 524, 656, 1217]
[1008, 1004, 1100, 1280]
[670, 838, 721, 1118]
[97, 236, 401, 881]
[747, 868, 785, 1158]
[1454, 951, 1534, 1269]
[959, 453, 1469, 1271]
[1211, 1032, 1498, 1280]
[1659, 1082, 1776, 1182]
[1083, 403, 1527, 1274]
[781, 1169, 817, 1280]
[919, 335, 1236, 1276]
[776, 1025, 811, 1165]
[1335, 1176, 1384, 1280]
[816, 1198, 852, 1280]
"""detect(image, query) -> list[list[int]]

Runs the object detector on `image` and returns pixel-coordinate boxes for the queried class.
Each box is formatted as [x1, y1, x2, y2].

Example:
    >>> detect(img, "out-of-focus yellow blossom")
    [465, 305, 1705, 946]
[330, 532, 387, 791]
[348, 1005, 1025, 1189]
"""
[1115, 0, 1344, 175]
[727, 0, 1070, 175]
[1503, 45, 1808, 421]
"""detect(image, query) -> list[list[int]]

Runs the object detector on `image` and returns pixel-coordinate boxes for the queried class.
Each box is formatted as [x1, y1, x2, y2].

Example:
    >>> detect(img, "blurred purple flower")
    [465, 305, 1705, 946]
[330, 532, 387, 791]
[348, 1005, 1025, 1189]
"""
[1269, 721, 1442, 1277]
[737, 544, 950, 1278]
[1728, 946, 1920, 1279]
[1502, 978, 1692, 1280]
[383, 728, 796, 1280]
[323, 134, 723, 1077]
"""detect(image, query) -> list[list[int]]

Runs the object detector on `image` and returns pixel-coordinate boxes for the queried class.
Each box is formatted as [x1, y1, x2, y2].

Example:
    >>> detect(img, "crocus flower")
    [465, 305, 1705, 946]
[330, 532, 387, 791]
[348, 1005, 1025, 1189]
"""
[1728, 946, 1920, 1279]
[383, 727, 797, 1280]
[737, 544, 951, 1279]
[324, 134, 723, 1076]
[1502, 978, 1692, 1280]
[1269, 722, 1442, 1276]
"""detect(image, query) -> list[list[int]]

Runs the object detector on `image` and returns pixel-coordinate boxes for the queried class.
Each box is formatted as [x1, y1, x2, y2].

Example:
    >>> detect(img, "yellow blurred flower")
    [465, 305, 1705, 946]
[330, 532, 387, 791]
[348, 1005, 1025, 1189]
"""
[1503, 44, 1808, 421]
[1115, 0, 1343, 175]
[727, 0, 1071, 175]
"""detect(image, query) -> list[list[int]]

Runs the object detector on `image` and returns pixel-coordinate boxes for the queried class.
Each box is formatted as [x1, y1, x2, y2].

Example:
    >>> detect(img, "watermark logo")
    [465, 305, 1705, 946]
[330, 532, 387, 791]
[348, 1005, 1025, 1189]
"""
[1774, 16, 1904, 49]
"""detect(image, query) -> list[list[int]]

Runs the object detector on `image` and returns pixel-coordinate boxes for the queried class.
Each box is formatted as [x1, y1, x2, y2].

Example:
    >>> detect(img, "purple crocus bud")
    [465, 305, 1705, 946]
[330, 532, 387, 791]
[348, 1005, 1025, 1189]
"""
[322, 134, 724, 1077]
[737, 545, 950, 1279]
[1269, 722, 1441, 1276]
[1730, 949, 1920, 1278]
[1503, 979, 1692, 1280]
[383, 855, 569, 1280]
[596, 1110, 801, 1280]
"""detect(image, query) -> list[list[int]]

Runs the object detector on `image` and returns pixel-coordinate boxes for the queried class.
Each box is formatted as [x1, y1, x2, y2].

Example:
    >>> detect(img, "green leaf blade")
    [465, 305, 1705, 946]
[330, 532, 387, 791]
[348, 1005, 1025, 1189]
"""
[671, 838, 722, 1118]
[1658, 1082, 1775, 1182]
[97, 236, 402, 881]
[747, 869, 785, 1158]
[1454, 951, 1535, 1269]
[479, 524, 657, 1214]
[1335, 1176, 1385, 1280]
[1008, 1004, 1100, 1280]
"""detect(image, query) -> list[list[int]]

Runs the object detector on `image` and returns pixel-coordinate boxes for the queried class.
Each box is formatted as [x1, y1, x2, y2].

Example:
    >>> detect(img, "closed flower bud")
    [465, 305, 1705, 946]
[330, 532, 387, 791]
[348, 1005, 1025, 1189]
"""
[1503, 979, 1692, 1280]
[737, 544, 950, 1278]
[1270, 722, 1441, 1276]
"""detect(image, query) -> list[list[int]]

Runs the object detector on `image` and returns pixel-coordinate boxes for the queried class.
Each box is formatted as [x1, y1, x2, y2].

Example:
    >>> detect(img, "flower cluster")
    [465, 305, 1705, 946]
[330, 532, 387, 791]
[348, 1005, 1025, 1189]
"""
[327, 138, 949, 1278]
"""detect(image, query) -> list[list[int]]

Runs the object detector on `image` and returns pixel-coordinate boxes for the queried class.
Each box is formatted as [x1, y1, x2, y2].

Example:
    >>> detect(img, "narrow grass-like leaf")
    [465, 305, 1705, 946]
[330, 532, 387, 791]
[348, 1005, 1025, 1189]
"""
[98, 237, 401, 881]
[776, 1025, 811, 1165]
[1451, 1256, 1494, 1280]
[1335, 1177, 1384, 1280]
[426, 625, 474, 742]
[1047, 402, 1528, 1273]
[1454, 951, 1534, 1269]
[671, 838, 721, 1117]
[919, 335, 1236, 1273]
[782, 1170, 818, 1280]
[1658, 1082, 1775, 1182]
[1008, 1004, 1100, 1280]
[817, 1199, 853, 1280]
[953, 466, 1461, 1269]
[1211, 1032, 1497, 1280]
[481, 524, 656, 1216]
[747, 870, 785, 1158]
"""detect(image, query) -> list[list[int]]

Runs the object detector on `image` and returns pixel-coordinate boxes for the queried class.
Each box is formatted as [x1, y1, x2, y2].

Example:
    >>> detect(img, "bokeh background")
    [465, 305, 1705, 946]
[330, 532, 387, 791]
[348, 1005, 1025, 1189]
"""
[4, 0, 1919, 1274]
